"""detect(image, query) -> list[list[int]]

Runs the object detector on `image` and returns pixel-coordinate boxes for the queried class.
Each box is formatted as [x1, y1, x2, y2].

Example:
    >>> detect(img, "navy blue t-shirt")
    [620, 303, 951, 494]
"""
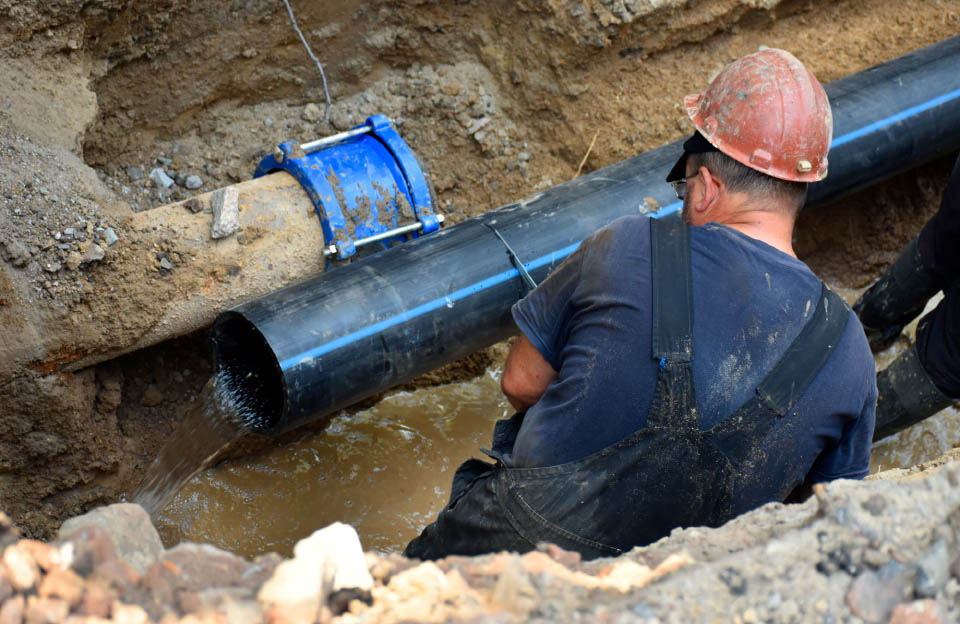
[511, 215, 877, 515]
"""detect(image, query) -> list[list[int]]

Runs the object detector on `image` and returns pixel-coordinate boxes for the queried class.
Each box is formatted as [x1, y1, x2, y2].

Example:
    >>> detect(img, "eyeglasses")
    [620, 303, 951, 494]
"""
[669, 171, 701, 200]
[669, 179, 688, 200]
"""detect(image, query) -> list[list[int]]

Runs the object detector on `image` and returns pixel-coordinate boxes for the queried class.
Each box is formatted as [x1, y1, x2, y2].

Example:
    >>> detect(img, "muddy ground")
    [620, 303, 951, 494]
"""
[1, 0, 959, 576]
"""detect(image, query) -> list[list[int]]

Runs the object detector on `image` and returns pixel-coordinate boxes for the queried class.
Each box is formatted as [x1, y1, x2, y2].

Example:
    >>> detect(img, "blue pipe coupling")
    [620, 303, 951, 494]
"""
[254, 114, 439, 261]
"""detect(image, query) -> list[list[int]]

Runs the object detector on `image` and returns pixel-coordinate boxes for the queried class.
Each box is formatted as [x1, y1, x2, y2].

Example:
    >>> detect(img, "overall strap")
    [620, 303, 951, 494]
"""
[756, 283, 850, 415]
[647, 216, 698, 429]
[707, 283, 850, 463]
[650, 216, 694, 362]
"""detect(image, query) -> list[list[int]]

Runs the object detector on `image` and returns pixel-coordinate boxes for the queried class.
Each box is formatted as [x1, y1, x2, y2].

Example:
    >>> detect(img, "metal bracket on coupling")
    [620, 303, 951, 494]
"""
[253, 114, 441, 261]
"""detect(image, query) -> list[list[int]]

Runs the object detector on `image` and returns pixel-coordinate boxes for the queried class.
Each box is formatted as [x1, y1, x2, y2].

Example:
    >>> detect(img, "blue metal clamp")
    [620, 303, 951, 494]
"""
[253, 114, 440, 261]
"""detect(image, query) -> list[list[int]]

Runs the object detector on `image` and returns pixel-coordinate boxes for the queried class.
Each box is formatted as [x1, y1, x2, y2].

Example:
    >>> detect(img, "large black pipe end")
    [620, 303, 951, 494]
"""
[211, 311, 286, 433]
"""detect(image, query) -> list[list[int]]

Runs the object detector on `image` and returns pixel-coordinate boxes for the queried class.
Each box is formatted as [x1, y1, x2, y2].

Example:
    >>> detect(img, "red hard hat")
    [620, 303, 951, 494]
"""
[683, 48, 833, 183]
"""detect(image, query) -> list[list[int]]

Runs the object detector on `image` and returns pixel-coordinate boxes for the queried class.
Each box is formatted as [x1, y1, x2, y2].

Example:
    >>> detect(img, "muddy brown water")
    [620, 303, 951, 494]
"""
[146, 289, 958, 559]
[152, 367, 511, 558]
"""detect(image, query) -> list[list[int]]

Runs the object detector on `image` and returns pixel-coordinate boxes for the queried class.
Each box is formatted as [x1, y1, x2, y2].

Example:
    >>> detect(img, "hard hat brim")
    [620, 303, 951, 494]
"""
[665, 131, 720, 182]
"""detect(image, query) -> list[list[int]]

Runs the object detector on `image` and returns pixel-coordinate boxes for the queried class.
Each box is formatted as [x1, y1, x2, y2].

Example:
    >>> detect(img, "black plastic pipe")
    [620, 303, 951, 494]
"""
[213, 36, 960, 436]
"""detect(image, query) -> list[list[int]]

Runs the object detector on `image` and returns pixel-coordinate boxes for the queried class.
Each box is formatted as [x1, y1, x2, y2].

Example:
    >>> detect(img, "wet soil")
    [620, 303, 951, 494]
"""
[1, 0, 959, 549]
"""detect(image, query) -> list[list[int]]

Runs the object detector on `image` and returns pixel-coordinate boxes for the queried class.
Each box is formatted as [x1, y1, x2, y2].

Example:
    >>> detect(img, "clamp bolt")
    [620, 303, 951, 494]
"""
[797, 159, 812, 173]
[274, 146, 285, 163]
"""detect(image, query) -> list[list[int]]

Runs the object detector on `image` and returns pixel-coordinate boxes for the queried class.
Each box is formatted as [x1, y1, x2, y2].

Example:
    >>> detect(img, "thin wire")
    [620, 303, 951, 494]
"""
[281, 0, 331, 123]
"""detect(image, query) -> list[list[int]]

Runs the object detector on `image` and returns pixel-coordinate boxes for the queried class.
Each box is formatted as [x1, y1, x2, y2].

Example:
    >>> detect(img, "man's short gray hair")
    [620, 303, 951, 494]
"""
[690, 151, 808, 214]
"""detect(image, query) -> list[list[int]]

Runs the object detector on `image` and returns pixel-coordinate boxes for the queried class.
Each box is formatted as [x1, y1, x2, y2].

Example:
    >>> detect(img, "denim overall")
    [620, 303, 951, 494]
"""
[405, 217, 849, 560]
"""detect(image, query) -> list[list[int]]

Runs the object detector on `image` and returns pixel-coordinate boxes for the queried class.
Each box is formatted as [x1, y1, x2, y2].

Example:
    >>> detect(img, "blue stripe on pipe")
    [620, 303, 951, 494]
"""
[281, 86, 960, 371]
[281, 241, 584, 368]
[832, 87, 960, 147]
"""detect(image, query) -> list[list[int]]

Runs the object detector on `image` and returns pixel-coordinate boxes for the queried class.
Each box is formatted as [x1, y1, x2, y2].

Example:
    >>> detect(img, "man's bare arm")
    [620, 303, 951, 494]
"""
[501, 334, 558, 412]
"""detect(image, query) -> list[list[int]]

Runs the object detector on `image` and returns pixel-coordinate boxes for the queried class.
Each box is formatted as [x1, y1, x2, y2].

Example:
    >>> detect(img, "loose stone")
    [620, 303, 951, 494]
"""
[889, 599, 945, 624]
[81, 244, 105, 264]
[65, 252, 82, 271]
[914, 540, 949, 598]
[103, 228, 119, 246]
[149, 168, 174, 189]
[846, 560, 915, 623]
[302, 103, 322, 122]
[185, 175, 203, 190]
[210, 187, 240, 239]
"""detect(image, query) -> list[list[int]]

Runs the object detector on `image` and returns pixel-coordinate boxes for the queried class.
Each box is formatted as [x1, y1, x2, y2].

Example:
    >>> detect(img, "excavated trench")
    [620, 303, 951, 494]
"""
[1, 0, 959, 556]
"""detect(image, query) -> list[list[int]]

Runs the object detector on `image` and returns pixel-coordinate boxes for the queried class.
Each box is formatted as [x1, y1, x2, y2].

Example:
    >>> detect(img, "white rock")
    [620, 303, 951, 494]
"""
[295, 522, 373, 593]
[211, 187, 240, 239]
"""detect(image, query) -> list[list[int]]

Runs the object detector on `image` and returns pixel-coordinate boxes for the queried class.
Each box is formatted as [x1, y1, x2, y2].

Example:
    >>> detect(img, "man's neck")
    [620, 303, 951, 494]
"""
[709, 204, 798, 259]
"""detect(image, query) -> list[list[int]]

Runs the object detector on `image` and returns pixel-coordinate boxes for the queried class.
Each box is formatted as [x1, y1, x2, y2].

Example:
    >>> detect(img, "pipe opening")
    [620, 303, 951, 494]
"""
[211, 311, 286, 433]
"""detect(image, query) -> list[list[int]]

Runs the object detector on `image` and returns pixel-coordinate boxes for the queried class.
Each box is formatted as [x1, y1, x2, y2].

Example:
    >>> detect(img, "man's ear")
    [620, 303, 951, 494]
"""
[696, 166, 722, 216]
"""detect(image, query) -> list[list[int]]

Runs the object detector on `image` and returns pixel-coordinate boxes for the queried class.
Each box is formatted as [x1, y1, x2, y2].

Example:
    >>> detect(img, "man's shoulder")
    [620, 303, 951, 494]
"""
[579, 214, 652, 259]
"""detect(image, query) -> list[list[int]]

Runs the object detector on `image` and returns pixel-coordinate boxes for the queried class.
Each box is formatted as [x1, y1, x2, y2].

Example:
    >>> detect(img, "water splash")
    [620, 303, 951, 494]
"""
[132, 370, 260, 515]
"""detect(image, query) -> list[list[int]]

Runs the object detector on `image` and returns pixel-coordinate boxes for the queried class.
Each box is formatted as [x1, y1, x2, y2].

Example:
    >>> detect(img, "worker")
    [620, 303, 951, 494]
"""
[404, 49, 877, 561]
[853, 153, 960, 440]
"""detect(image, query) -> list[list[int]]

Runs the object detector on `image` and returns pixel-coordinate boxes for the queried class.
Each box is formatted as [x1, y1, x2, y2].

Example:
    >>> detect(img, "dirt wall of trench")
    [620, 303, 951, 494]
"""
[0, 0, 959, 541]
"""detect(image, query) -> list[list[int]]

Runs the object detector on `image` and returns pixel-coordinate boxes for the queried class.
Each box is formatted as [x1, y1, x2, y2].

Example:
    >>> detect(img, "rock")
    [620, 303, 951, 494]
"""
[0, 595, 24, 624]
[155, 157, 173, 167]
[544, 543, 581, 569]
[125, 166, 144, 181]
[846, 560, 916, 623]
[59, 525, 118, 577]
[158, 257, 173, 271]
[517, 151, 532, 161]
[0, 239, 31, 267]
[185, 175, 203, 190]
[140, 561, 177, 611]
[65, 251, 82, 271]
[861, 494, 887, 516]
[2, 543, 39, 592]
[466, 116, 491, 135]
[297, 522, 373, 595]
[719, 567, 747, 596]
[162, 543, 253, 591]
[915, 540, 949, 598]
[210, 187, 240, 239]
[0, 574, 11, 605]
[183, 198, 203, 213]
[58, 504, 162, 575]
[491, 557, 537, 616]
[890, 599, 945, 624]
[302, 103, 322, 122]
[174, 172, 188, 188]
[17, 541, 64, 572]
[149, 168, 174, 189]
[142, 384, 164, 406]
[78, 579, 114, 618]
[90, 559, 140, 600]
[38, 568, 84, 607]
[111, 602, 148, 624]
[257, 557, 323, 624]
[81, 244, 105, 264]
[24, 595, 69, 624]
[103, 228, 119, 246]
